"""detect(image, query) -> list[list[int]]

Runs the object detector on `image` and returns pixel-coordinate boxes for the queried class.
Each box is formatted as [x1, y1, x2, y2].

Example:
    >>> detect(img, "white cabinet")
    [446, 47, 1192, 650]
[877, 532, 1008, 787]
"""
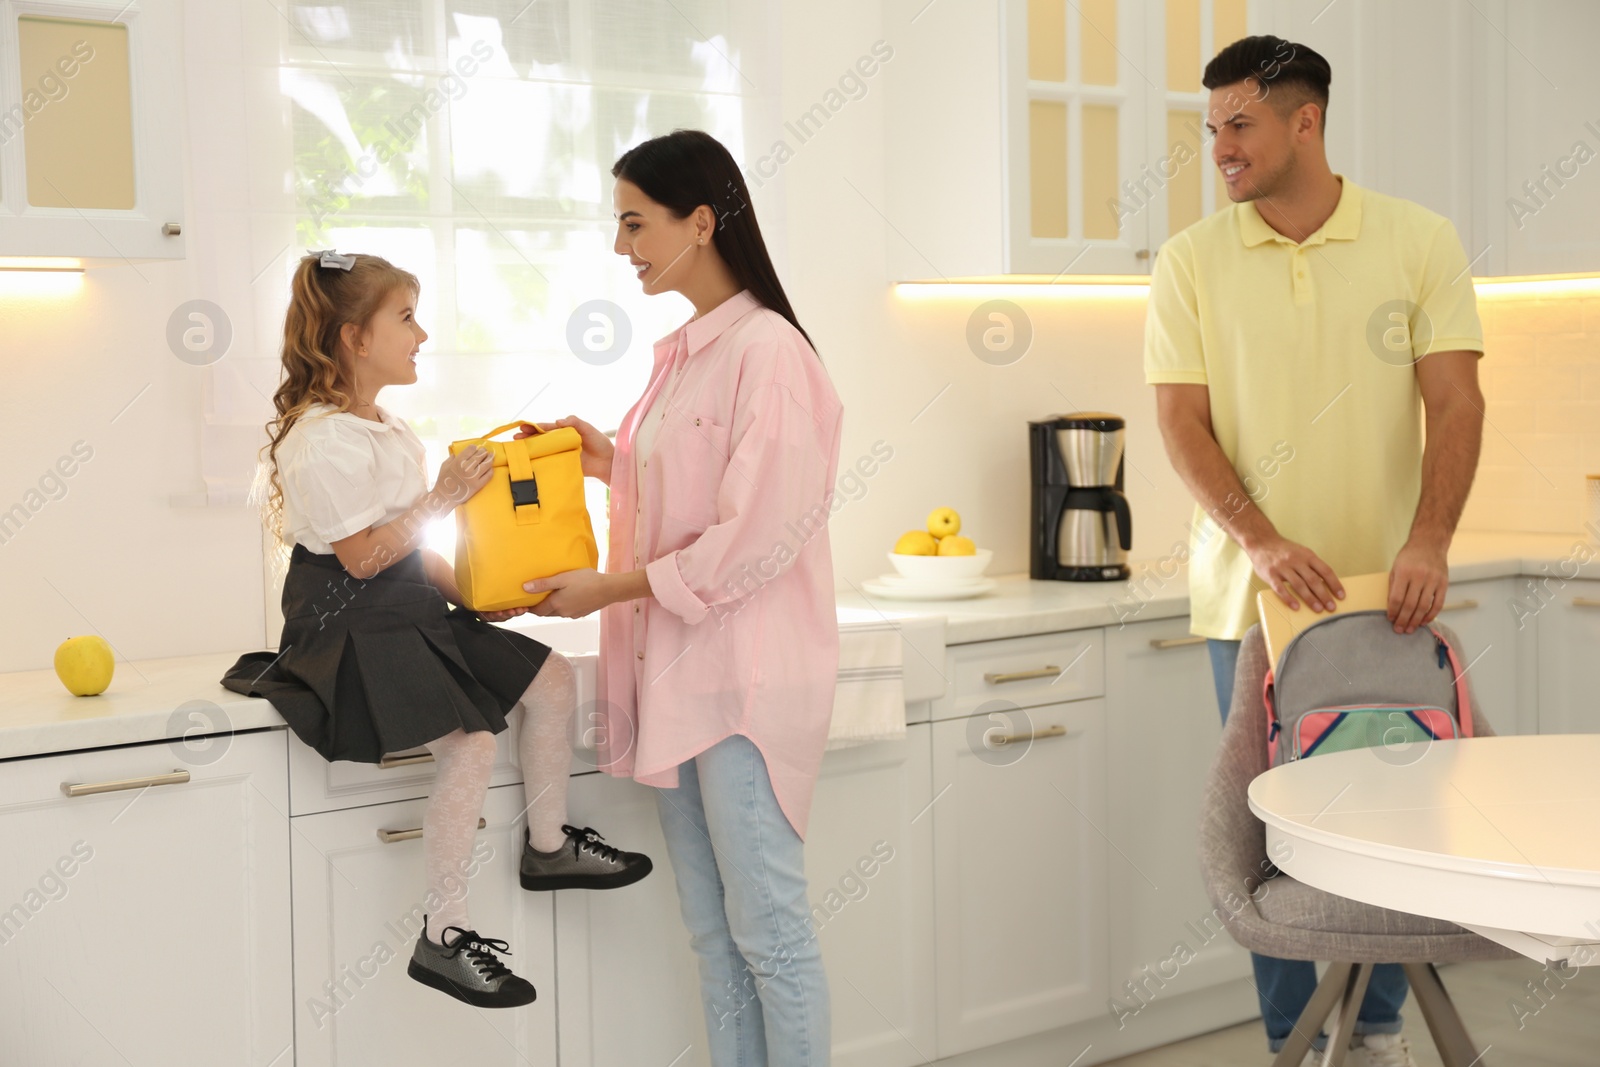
[1104, 619, 1251, 1014]
[553, 770, 710, 1067]
[933, 628, 1104, 720]
[555, 731, 938, 1067]
[1535, 579, 1600, 735]
[808, 728, 937, 1067]
[1270, 0, 1482, 252]
[0, 729, 291, 1064]
[289, 783, 558, 1067]
[1260, 0, 1600, 275]
[886, 0, 1599, 280]
[1484, 0, 1600, 275]
[1434, 577, 1531, 736]
[886, 0, 1271, 278]
[0, 0, 185, 263]
[930, 697, 1108, 1055]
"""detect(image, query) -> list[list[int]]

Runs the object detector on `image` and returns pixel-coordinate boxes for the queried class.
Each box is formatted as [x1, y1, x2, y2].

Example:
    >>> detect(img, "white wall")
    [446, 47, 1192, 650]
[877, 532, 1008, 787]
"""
[0, 1, 268, 675]
[771, 0, 1196, 592]
[33, 0, 1588, 675]
[0, 0, 1202, 675]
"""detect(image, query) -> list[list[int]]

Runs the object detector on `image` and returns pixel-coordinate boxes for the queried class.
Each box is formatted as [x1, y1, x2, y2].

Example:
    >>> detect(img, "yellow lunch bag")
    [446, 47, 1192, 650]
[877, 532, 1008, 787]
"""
[448, 420, 599, 611]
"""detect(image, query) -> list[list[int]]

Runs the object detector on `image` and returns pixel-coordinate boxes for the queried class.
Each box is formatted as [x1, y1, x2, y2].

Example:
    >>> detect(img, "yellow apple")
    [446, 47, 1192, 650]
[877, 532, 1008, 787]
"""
[927, 507, 961, 539]
[937, 535, 977, 556]
[54, 636, 114, 697]
[893, 530, 939, 556]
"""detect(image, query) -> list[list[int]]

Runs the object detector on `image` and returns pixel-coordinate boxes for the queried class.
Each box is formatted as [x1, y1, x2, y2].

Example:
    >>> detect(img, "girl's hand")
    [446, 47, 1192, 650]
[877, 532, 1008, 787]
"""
[433, 445, 493, 510]
[478, 607, 529, 623]
[525, 568, 610, 618]
[517, 416, 615, 483]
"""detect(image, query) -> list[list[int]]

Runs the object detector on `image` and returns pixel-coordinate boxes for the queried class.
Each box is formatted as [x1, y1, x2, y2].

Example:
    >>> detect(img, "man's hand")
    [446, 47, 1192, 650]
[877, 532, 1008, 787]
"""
[1243, 535, 1345, 613]
[1388, 538, 1449, 633]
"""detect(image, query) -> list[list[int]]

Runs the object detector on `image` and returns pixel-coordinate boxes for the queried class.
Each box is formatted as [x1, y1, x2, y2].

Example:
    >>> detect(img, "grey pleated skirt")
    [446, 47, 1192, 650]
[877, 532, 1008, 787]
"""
[221, 544, 551, 763]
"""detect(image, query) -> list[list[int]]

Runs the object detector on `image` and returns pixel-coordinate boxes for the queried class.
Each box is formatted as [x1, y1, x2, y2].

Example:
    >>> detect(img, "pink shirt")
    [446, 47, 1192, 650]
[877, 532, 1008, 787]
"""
[595, 290, 844, 838]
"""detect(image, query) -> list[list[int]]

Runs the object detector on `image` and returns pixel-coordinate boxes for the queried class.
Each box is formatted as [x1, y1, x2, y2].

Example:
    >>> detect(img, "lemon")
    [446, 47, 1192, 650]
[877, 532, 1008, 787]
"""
[937, 535, 977, 556]
[927, 507, 961, 539]
[54, 636, 114, 697]
[893, 530, 939, 556]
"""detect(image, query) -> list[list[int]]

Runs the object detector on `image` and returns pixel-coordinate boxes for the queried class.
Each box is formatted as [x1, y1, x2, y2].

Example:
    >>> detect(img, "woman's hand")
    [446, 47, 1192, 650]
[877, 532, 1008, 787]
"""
[525, 568, 612, 618]
[433, 445, 493, 510]
[517, 416, 615, 484]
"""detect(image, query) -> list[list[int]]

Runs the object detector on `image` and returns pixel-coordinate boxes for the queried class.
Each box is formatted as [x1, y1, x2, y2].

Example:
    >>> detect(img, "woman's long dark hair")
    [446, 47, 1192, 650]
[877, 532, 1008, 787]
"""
[613, 129, 814, 352]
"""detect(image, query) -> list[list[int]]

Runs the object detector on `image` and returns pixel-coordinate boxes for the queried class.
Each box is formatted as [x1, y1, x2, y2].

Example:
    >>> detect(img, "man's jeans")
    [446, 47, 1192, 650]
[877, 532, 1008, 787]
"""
[1208, 638, 1407, 1052]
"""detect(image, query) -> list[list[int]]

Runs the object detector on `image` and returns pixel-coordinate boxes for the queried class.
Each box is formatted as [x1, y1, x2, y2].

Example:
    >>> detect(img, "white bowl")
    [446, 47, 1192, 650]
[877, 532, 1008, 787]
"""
[887, 547, 993, 580]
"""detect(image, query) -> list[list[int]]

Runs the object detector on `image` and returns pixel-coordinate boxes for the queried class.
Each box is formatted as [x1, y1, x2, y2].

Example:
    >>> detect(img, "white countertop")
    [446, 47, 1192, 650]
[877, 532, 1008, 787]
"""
[0, 613, 946, 764]
[836, 530, 1598, 644]
[1, 530, 1592, 763]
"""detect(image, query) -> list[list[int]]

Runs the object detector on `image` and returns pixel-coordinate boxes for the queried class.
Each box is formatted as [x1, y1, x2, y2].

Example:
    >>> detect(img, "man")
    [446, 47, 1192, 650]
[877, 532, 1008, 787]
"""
[1144, 35, 1485, 1067]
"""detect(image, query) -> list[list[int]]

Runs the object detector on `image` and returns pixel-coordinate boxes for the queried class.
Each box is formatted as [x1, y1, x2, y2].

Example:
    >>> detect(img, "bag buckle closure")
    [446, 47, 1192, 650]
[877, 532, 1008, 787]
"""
[510, 476, 539, 508]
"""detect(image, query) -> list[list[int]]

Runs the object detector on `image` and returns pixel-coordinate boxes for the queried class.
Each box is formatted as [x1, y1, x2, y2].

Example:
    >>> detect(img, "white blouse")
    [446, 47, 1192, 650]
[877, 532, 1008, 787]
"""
[276, 404, 428, 555]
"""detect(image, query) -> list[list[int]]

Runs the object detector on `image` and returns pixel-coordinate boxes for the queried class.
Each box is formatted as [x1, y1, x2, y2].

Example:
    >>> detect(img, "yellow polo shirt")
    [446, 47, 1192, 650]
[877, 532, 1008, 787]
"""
[1144, 178, 1484, 640]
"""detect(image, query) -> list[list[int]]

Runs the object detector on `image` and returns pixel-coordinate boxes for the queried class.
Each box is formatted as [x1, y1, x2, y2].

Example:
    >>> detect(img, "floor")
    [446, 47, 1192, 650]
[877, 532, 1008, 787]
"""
[1100, 958, 1600, 1066]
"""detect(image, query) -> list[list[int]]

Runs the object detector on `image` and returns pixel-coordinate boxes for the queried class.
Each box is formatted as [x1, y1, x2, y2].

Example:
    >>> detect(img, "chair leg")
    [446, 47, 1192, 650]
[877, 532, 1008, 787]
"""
[1402, 962, 1487, 1067]
[1273, 962, 1355, 1067]
[1322, 963, 1372, 1066]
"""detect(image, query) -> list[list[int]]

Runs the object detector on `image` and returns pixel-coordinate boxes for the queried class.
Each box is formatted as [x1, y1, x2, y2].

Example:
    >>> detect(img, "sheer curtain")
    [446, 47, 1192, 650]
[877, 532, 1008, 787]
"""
[208, 0, 778, 568]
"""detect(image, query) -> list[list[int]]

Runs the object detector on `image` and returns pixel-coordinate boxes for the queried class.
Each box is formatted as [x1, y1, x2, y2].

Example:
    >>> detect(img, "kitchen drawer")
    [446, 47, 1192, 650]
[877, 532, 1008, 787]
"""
[933, 630, 1104, 720]
[288, 652, 600, 815]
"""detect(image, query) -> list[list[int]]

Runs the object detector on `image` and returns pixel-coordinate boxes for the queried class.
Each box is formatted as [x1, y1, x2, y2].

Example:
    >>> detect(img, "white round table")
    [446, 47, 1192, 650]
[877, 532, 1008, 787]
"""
[1248, 734, 1600, 967]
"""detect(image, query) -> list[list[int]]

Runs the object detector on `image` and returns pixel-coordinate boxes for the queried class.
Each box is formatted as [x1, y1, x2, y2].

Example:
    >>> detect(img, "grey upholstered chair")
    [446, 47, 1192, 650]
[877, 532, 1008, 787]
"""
[1199, 624, 1515, 1067]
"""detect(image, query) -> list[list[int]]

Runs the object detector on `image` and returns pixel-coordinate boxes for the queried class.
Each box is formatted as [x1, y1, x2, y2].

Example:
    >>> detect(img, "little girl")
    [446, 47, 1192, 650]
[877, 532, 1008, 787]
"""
[221, 250, 651, 1009]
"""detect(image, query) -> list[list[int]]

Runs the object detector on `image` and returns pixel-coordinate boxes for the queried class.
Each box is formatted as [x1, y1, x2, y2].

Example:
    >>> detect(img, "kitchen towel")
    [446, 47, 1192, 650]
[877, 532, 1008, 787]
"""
[827, 620, 906, 749]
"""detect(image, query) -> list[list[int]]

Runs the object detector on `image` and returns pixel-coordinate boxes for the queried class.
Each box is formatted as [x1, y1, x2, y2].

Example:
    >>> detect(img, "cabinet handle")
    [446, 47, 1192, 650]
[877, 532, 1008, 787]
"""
[986, 724, 1069, 748]
[61, 769, 190, 798]
[1149, 636, 1206, 650]
[984, 665, 1061, 685]
[161, 222, 182, 236]
[1438, 599, 1479, 613]
[378, 817, 485, 844]
[378, 752, 436, 769]
[1574, 598, 1600, 609]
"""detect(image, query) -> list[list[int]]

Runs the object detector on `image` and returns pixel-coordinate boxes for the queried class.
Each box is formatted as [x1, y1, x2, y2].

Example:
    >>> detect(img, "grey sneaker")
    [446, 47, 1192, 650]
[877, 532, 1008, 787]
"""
[520, 824, 653, 891]
[407, 920, 537, 1008]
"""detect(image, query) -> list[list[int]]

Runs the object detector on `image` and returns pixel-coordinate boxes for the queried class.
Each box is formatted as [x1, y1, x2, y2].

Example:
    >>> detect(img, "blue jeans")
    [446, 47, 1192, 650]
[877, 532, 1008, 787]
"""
[655, 733, 830, 1067]
[1208, 639, 1407, 1052]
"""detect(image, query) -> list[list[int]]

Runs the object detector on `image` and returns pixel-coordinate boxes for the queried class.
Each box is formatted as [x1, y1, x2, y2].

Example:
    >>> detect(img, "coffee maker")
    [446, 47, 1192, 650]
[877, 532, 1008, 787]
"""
[1029, 413, 1132, 581]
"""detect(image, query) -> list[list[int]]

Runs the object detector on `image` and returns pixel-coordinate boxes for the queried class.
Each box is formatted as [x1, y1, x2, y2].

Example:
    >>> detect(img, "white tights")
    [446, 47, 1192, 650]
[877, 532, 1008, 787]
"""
[421, 651, 577, 943]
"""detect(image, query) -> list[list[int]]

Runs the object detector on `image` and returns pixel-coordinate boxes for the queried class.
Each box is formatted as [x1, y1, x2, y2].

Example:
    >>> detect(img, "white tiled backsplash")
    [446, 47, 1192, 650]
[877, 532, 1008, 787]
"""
[1463, 293, 1600, 535]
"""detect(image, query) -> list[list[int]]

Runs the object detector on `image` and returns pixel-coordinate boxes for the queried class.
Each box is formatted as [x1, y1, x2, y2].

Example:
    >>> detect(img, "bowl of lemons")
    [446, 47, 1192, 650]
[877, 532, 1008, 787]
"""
[888, 507, 993, 580]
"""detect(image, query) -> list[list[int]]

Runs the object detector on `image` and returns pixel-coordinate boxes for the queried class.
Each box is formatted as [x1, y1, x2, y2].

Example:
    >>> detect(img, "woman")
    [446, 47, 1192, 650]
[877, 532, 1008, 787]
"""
[521, 129, 843, 1066]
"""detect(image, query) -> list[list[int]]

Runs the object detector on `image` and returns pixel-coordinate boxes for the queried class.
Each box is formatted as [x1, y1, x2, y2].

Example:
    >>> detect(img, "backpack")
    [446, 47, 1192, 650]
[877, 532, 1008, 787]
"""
[1263, 610, 1474, 767]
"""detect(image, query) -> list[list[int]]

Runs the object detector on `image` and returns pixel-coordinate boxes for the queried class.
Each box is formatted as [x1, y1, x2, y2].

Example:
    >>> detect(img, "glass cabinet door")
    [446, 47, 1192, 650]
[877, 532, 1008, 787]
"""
[1009, 0, 1148, 275]
[16, 15, 135, 210]
[0, 0, 184, 262]
[1151, 0, 1251, 241]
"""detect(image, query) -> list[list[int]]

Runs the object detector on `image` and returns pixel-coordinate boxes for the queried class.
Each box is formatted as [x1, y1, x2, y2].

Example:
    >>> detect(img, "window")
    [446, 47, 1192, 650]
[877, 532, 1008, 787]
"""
[273, 0, 770, 557]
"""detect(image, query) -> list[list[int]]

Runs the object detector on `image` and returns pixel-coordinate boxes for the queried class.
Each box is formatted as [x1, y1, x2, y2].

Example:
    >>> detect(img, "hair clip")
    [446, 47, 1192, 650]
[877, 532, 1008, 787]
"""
[312, 249, 356, 271]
